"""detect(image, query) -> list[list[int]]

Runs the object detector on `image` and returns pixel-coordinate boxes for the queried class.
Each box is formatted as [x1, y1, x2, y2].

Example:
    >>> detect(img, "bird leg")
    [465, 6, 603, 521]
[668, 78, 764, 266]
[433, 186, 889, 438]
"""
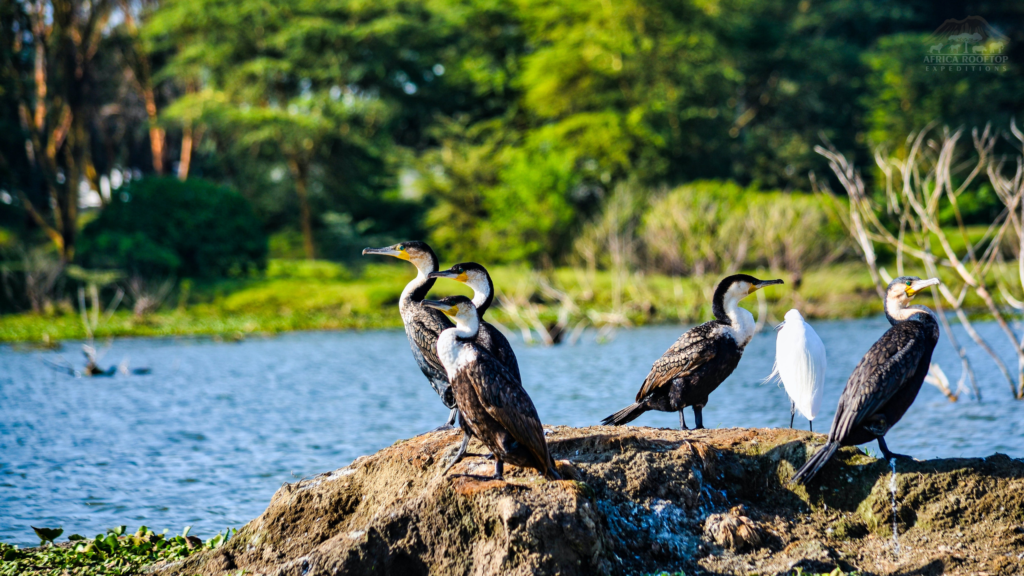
[442, 433, 472, 474]
[877, 437, 911, 461]
[809, 419, 813, 432]
[429, 407, 459, 433]
[693, 405, 705, 430]
[678, 410, 688, 430]
[790, 400, 796, 429]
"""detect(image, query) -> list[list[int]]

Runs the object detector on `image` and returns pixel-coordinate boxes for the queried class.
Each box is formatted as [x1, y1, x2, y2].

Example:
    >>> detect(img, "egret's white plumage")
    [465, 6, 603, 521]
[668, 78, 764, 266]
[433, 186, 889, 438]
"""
[767, 309, 826, 429]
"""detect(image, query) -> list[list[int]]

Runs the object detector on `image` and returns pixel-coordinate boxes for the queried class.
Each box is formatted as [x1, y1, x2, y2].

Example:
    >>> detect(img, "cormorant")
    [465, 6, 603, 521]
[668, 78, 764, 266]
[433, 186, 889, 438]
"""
[362, 241, 458, 430]
[423, 296, 560, 480]
[790, 276, 940, 485]
[428, 263, 521, 382]
[768, 309, 827, 431]
[602, 274, 784, 429]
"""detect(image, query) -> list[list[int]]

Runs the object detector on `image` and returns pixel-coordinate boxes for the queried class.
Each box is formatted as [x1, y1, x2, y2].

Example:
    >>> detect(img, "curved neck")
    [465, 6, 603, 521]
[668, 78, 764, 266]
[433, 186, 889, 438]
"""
[885, 303, 936, 325]
[402, 269, 436, 303]
[712, 286, 742, 324]
[401, 254, 440, 304]
[468, 275, 494, 317]
[453, 314, 480, 340]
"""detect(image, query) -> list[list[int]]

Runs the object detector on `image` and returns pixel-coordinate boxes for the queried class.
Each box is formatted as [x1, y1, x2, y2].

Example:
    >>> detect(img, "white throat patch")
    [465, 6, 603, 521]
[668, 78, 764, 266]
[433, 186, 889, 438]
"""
[436, 329, 478, 380]
[465, 270, 491, 310]
[722, 282, 756, 347]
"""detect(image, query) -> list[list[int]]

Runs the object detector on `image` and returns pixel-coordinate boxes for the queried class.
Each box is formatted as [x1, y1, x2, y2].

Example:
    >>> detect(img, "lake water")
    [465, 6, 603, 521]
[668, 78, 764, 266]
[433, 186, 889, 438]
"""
[1, 317, 1022, 546]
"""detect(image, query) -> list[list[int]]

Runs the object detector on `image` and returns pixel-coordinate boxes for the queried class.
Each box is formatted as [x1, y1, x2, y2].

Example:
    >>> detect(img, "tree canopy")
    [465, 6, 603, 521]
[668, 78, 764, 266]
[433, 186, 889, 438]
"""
[1, 0, 1021, 267]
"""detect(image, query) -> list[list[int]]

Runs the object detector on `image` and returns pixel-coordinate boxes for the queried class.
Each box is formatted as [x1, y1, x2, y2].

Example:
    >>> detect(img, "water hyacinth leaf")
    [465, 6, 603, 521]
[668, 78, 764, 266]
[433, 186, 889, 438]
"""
[31, 526, 62, 544]
[182, 525, 191, 538]
[67, 534, 85, 541]
[112, 525, 126, 536]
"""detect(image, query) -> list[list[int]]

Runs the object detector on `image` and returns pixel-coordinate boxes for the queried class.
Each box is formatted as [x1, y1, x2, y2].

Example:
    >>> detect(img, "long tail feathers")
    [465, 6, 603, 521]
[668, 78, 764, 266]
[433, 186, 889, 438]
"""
[790, 441, 840, 485]
[601, 402, 646, 426]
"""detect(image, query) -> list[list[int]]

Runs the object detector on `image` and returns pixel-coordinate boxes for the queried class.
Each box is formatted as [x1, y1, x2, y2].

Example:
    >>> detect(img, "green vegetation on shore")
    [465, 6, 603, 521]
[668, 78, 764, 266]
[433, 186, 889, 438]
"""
[0, 258, 930, 344]
[0, 526, 231, 576]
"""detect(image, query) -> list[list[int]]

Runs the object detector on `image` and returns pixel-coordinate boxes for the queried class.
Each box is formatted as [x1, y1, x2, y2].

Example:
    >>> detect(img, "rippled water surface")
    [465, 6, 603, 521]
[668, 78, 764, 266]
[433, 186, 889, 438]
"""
[1, 317, 1021, 545]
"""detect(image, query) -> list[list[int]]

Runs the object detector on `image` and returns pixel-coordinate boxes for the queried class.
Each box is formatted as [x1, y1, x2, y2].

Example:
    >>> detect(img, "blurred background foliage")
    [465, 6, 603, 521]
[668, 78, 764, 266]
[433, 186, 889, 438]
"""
[0, 0, 1022, 329]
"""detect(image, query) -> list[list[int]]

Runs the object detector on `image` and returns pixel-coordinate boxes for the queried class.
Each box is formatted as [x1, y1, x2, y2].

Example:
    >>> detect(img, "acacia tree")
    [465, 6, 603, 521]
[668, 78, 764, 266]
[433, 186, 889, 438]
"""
[5, 0, 113, 262]
[113, 0, 167, 175]
[163, 89, 389, 259]
[147, 0, 454, 259]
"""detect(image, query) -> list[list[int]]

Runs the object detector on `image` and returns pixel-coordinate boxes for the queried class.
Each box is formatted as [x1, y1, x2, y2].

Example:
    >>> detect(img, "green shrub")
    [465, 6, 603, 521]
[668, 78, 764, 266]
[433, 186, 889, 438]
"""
[640, 180, 850, 275]
[79, 178, 267, 278]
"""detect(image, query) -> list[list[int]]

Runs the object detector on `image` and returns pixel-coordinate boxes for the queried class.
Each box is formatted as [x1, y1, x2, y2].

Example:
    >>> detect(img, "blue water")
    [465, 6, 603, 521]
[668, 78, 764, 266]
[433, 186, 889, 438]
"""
[1, 317, 1021, 546]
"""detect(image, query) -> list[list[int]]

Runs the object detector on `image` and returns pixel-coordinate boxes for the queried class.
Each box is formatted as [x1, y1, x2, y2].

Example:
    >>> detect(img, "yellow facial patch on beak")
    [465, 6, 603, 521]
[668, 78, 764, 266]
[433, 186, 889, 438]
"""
[396, 250, 411, 261]
[456, 272, 469, 283]
[446, 304, 459, 317]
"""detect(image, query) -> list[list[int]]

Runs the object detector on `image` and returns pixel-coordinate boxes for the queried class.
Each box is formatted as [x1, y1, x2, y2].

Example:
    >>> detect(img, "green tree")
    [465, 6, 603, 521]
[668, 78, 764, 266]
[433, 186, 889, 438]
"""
[79, 177, 267, 278]
[2, 0, 114, 261]
[147, 0, 492, 260]
[862, 33, 1024, 154]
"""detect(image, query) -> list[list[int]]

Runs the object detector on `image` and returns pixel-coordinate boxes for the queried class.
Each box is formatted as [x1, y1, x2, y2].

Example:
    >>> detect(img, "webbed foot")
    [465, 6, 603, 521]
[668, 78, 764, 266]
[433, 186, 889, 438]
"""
[878, 437, 912, 461]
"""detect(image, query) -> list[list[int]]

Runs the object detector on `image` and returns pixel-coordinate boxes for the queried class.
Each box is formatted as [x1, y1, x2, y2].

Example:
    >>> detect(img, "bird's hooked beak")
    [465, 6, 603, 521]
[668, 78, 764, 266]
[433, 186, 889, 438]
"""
[748, 279, 785, 294]
[774, 321, 786, 331]
[905, 277, 940, 298]
[422, 299, 458, 317]
[428, 269, 469, 283]
[362, 245, 409, 260]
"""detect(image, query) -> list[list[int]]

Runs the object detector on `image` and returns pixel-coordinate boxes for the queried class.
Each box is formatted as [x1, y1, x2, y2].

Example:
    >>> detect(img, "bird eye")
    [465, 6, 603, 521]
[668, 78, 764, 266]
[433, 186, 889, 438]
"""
[905, 280, 912, 287]
[397, 244, 404, 251]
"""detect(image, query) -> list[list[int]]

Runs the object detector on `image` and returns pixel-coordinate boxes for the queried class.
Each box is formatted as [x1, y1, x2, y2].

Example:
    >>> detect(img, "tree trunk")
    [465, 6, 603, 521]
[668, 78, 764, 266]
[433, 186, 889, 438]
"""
[178, 123, 193, 180]
[288, 158, 316, 260]
[146, 90, 165, 174]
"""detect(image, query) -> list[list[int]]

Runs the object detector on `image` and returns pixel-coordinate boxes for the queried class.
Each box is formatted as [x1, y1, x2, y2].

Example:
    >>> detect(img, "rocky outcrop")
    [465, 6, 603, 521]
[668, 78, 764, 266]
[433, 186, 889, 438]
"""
[157, 426, 1024, 576]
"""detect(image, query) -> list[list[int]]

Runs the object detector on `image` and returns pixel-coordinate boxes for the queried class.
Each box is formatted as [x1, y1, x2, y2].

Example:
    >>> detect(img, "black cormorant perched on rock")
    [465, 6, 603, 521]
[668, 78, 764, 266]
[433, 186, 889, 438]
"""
[790, 276, 940, 485]
[362, 241, 458, 430]
[429, 263, 520, 382]
[602, 274, 784, 430]
[423, 295, 559, 480]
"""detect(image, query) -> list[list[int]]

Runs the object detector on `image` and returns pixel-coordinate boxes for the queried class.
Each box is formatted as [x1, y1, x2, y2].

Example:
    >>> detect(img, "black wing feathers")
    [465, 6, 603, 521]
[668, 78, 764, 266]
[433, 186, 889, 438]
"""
[637, 322, 719, 400]
[456, 347, 552, 476]
[828, 321, 931, 443]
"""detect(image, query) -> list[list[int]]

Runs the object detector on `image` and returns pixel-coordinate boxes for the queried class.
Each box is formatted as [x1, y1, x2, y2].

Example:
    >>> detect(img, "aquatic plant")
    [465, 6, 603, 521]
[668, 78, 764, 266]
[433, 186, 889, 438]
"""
[0, 525, 233, 576]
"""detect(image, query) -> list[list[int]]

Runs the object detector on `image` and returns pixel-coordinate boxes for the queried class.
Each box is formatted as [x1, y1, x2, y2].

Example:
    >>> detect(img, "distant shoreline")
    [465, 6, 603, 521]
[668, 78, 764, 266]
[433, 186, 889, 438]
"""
[0, 261, 997, 345]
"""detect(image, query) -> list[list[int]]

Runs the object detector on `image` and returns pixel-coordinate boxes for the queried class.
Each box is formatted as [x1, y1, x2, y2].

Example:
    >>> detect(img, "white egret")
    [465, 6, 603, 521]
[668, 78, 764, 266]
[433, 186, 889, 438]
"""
[767, 309, 826, 431]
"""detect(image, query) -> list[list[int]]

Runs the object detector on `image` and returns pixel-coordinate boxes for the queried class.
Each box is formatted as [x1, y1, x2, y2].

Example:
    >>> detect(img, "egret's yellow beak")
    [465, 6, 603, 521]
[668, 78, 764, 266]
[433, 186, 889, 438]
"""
[906, 278, 940, 298]
[362, 245, 409, 260]
[749, 279, 785, 294]
[422, 299, 458, 316]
